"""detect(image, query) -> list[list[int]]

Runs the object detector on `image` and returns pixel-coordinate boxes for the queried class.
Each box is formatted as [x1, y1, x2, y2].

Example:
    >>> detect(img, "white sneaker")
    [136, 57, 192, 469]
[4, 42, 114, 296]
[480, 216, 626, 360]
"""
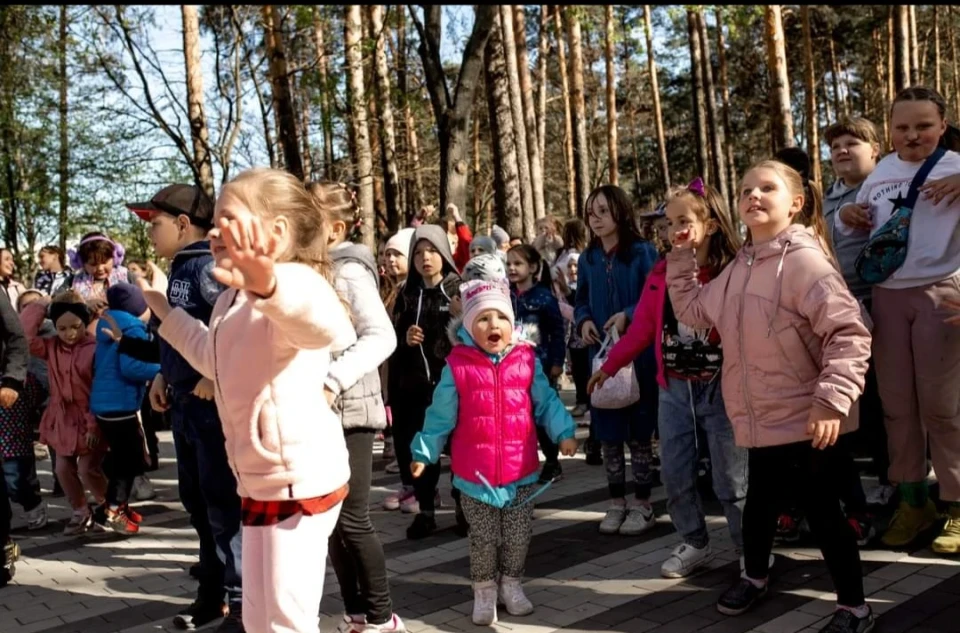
[385, 460, 400, 474]
[26, 501, 48, 530]
[599, 504, 627, 534]
[133, 475, 156, 501]
[661, 543, 714, 578]
[619, 505, 656, 536]
[472, 580, 498, 625]
[866, 484, 896, 507]
[359, 614, 406, 632]
[63, 510, 92, 536]
[383, 486, 415, 511]
[337, 613, 366, 633]
[498, 576, 534, 616]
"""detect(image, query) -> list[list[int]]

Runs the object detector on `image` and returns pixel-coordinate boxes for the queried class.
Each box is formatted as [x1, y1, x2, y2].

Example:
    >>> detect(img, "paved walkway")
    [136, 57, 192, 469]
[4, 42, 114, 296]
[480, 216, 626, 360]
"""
[2, 418, 958, 633]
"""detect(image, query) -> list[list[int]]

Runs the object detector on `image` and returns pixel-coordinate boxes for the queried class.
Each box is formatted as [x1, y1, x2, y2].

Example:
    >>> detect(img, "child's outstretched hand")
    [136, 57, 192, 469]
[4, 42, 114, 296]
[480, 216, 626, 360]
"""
[99, 312, 123, 342]
[559, 438, 578, 456]
[921, 173, 960, 206]
[587, 369, 609, 394]
[411, 462, 426, 478]
[0, 387, 18, 408]
[806, 404, 841, 450]
[192, 377, 215, 401]
[211, 215, 280, 298]
[838, 203, 873, 231]
[143, 289, 172, 322]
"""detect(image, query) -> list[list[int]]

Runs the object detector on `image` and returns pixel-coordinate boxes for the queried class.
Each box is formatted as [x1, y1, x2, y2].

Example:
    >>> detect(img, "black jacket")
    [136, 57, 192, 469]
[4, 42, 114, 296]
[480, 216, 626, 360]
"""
[388, 225, 461, 396]
[0, 293, 27, 393]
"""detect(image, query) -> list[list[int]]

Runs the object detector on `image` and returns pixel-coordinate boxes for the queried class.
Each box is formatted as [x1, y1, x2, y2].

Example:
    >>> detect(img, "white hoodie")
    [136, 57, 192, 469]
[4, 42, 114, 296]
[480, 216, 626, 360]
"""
[838, 150, 960, 289]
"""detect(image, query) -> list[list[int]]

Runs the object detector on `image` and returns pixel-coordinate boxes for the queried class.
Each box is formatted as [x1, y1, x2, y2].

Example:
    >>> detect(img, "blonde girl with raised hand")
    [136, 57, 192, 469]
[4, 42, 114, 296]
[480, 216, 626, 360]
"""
[144, 168, 356, 633]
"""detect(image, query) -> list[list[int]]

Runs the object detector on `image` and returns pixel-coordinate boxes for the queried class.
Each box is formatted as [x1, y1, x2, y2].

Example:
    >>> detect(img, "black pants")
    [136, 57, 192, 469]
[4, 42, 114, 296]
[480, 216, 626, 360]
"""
[329, 430, 394, 624]
[742, 441, 865, 608]
[0, 457, 10, 544]
[140, 389, 161, 471]
[570, 346, 590, 406]
[391, 387, 441, 511]
[537, 375, 560, 464]
[98, 413, 146, 507]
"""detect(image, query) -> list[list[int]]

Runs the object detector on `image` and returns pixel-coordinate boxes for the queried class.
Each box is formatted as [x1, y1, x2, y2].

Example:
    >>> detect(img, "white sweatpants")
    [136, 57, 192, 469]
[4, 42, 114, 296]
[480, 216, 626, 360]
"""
[241, 503, 342, 633]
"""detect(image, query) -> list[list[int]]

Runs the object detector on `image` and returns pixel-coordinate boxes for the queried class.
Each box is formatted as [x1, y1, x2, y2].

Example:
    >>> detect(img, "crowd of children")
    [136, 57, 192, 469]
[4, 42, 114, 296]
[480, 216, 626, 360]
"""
[0, 85, 957, 633]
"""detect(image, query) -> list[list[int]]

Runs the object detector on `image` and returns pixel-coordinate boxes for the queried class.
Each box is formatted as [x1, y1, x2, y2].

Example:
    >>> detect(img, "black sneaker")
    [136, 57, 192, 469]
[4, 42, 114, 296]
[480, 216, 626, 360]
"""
[172, 596, 227, 630]
[454, 498, 469, 537]
[189, 562, 202, 579]
[717, 577, 768, 616]
[406, 513, 437, 540]
[539, 461, 563, 484]
[215, 607, 245, 633]
[820, 607, 875, 633]
[1, 540, 20, 586]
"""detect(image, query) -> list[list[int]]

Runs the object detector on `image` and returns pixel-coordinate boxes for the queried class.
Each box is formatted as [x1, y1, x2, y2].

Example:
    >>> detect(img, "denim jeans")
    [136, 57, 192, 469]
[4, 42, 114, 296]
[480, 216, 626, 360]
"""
[658, 376, 747, 549]
[170, 392, 243, 608]
[2, 456, 41, 513]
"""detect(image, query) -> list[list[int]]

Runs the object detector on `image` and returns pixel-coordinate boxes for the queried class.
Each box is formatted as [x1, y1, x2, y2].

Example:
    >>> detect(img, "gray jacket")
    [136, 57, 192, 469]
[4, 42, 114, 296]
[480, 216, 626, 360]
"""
[328, 243, 396, 431]
[824, 179, 871, 302]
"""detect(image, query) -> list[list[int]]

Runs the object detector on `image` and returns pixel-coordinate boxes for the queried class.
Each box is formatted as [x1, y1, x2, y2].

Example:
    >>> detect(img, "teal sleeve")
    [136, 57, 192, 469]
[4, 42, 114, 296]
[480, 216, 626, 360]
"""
[530, 358, 576, 443]
[411, 366, 459, 464]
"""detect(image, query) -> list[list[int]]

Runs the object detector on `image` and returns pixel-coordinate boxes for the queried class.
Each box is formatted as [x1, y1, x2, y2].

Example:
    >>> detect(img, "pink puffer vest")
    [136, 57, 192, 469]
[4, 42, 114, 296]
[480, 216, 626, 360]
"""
[447, 344, 540, 487]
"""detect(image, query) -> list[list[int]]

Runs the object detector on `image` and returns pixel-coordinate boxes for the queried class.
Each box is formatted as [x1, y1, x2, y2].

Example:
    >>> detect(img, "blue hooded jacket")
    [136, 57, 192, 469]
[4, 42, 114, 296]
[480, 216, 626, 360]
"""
[90, 309, 161, 415]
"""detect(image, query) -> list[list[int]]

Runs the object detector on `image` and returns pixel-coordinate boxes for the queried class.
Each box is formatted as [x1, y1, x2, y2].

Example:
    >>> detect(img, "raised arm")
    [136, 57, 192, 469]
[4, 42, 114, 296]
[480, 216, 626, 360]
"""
[20, 301, 51, 360]
[665, 250, 720, 330]
[0, 296, 27, 392]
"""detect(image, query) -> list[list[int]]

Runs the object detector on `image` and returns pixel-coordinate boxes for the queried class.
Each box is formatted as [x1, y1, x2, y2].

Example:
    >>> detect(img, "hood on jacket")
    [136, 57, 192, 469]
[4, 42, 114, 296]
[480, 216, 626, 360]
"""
[405, 224, 458, 290]
[330, 241, 379, 281]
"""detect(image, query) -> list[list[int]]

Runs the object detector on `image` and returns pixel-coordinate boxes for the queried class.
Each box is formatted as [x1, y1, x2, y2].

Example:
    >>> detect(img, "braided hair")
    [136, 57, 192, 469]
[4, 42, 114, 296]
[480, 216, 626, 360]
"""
[306, 181, 363, 243]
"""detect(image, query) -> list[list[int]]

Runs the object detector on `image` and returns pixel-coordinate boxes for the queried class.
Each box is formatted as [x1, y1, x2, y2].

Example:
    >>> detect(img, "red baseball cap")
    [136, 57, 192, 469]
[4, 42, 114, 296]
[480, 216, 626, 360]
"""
[126, 184, 214, 229]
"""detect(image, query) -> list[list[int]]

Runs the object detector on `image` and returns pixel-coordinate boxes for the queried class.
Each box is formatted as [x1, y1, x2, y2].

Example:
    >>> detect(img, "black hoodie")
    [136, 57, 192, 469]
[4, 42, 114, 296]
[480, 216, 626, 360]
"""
[389, 225, 461, 396]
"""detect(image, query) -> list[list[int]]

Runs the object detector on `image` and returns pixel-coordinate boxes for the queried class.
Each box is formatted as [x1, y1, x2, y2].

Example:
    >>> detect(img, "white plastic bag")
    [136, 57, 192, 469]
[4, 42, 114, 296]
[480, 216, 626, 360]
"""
[590, 329, 641, 409]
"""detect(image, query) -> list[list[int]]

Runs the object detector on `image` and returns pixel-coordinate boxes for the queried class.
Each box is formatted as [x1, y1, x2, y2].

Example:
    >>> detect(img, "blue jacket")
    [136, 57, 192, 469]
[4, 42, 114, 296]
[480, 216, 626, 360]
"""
[159, 241, 225, 394]
[511, 284, 566, 372]
[411, 326, 575, 508]
[91, 309, 161, 415]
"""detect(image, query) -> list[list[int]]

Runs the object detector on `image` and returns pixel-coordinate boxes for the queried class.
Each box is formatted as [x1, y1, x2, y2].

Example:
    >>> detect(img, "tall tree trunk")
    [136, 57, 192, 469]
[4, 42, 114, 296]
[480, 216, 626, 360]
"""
[512, 5, 546, 223]
[536, 5, 549, 173]
[411, 6, 496, 215]
[263, 5, 303, 179]
[297, 70, 312, 180]
[564, 6, 590, 216]
[801, 6, 821, 185]
[498, 7, 535, 240]
[952, 7, 960, 117]
[363, 10, 384, 231]
[345, 5, 374, 247]
[894, 6, 911, 92]
[887, 7, 896, 109]
[485, 22, 523, 238]
[873, 26, 890, 147]
[552, 5, 576, 216]
[603, 5, 618, 186]
[369, 5, 400, 233]
[312, 8, 334, 178]
[764, 5, 794, 152]
[934, 6, 942, 94]
[828, 35, 844, 118]
[182, 5, 215, 197]
[396, 11, 424, 221]
[472, 109, 481, 221]
[715, 7, 736, 214]
[908, 5, 920, 85]
[696, 10, 727, 204]
[58, 5, 69, 251]
[644, 5, 670, 191]
[687, 10, 709, 180]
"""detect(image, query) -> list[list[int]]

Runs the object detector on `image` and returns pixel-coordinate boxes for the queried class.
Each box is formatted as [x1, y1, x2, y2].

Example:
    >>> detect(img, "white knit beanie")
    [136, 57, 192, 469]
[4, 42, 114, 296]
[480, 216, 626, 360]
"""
[384, 228, 415, 257]
[460, 279, 515, 334]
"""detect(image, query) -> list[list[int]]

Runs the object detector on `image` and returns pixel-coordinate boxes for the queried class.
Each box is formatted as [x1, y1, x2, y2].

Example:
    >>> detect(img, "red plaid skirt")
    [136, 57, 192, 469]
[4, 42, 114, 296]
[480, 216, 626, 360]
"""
[241, 484, 349, 527]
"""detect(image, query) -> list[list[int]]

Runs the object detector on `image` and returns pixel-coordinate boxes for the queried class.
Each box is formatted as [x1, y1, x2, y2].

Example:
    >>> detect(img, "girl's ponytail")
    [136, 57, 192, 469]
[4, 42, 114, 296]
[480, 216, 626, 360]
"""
[800, 178, 837, 265]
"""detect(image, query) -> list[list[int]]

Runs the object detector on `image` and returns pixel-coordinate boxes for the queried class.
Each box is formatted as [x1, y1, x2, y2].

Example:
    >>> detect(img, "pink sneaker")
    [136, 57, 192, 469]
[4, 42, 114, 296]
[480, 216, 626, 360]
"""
[402, 490, 442, 515]
[383, 486, 415, 511]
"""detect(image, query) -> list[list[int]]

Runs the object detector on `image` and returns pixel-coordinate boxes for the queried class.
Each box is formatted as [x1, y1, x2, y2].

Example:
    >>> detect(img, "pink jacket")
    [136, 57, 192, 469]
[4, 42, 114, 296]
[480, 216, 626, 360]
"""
[447, 344, 540, 486]
[21, 302, 98, 456]
[158, 263, 357, 502]
[602, 259, 719, 387]
[665, 225, 871, 448]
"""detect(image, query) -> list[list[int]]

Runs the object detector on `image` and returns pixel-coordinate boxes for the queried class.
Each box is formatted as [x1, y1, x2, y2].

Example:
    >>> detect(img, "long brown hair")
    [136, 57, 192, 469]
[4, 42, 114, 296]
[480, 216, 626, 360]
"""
[583, 185, 643, 262]
[665, 184, 740, 276]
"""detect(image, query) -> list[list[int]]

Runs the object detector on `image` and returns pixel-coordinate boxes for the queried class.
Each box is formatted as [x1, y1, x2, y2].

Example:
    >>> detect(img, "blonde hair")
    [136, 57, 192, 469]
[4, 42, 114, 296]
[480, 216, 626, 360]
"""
[221, 168, 332, 279]
[305, 181, 362, 242]
[743, 160, 835, 264]
[665, 183, 741, 275]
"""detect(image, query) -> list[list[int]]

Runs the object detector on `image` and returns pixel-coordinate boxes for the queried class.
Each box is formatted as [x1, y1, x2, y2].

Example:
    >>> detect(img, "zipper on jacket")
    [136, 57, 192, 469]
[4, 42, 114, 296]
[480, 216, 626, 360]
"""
[492, 355, 503, 485]
[738, 254, 759, 445]
[211, 291, 240, 485]
[415, 288, 431, 382]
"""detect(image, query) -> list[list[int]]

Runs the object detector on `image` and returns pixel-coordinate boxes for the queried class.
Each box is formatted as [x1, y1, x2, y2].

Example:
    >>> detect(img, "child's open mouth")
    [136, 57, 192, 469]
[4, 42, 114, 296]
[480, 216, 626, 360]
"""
[488, 333, 502, 343]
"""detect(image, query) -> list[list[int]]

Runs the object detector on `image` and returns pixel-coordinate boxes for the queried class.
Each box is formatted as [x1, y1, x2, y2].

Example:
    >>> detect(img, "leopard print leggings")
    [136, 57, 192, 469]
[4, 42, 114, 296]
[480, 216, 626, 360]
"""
[460, 484, 537, 583]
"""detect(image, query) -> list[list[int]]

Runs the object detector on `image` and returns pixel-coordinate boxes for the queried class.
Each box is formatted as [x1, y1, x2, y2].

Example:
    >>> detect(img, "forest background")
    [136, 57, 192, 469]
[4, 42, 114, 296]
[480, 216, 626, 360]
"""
[0, 5, 941, 278]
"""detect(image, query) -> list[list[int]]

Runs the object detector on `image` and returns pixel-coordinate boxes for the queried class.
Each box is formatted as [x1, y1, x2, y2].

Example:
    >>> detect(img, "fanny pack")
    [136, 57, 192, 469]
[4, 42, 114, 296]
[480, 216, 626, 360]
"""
[855, 147, 946, 284]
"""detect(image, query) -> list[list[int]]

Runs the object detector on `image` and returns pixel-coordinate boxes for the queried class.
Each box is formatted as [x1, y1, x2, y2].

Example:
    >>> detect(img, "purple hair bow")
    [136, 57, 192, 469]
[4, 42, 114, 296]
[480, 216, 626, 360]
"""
[687, 177, 705, 197]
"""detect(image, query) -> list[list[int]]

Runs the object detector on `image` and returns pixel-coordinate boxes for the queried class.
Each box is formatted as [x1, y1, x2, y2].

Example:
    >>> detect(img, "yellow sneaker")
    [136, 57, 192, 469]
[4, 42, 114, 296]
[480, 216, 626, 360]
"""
[932, 507, 960, 554]
[882, 499, 939, 548]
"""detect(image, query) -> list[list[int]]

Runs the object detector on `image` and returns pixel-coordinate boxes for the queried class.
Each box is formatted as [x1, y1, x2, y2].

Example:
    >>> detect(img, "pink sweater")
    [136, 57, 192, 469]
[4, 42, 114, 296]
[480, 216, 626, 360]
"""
[158, 263, 357, 501]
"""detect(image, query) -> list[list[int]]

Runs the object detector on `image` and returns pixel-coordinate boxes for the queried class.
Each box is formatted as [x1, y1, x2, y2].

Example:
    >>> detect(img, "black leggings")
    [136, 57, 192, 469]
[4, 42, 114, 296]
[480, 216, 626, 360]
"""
[98, 413, 146, 507]
[391, 389, 441, 511]
[329, 430, 394, 624]
[742, 441, 865, 608]
[569, 346, 590, 406]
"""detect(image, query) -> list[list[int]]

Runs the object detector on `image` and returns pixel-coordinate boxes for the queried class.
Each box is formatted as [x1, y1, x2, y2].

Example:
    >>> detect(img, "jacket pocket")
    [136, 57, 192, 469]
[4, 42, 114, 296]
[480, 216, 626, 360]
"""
[250, 396, 284, 465]
[773, 324, 819, 384]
